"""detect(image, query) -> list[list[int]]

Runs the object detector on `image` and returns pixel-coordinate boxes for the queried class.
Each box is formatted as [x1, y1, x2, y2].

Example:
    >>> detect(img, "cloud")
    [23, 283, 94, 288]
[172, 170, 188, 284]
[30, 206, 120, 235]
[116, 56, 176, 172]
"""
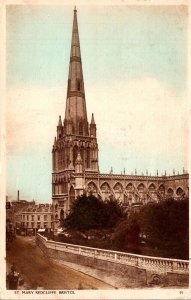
[87, 77, 188, 163]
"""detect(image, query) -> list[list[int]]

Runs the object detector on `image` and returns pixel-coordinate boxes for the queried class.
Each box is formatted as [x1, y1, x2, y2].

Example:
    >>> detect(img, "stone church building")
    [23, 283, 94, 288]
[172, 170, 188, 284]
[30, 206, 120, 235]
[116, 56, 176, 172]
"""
[52, 8, 189, 226]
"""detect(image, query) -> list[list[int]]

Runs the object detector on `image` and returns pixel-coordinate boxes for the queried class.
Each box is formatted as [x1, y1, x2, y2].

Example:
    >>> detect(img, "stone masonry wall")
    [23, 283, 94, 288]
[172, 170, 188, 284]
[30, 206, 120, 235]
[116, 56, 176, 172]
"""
[36, 235, 189, 288]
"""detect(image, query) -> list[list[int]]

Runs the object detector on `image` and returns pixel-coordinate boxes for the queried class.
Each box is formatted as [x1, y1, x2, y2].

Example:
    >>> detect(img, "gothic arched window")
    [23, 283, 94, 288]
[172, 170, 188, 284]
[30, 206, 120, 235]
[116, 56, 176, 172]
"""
[73, 146, 78, 166]
[167, 188, 173, 197]
[79, 122, 83, 135]
[87, 181, 97, 195]
[176, 187, 183, 196]
[87, 147, 90, 168]
[137, 183, 145, 202]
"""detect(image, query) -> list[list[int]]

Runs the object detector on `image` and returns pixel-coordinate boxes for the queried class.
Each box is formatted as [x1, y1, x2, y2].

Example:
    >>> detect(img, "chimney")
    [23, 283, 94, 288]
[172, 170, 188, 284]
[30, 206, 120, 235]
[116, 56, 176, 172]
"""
[17, 190, 20, 201]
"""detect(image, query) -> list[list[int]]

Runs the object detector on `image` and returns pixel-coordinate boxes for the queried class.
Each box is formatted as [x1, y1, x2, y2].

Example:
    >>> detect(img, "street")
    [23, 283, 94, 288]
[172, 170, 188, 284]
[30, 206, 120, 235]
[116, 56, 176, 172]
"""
[6, 236, 113, 290]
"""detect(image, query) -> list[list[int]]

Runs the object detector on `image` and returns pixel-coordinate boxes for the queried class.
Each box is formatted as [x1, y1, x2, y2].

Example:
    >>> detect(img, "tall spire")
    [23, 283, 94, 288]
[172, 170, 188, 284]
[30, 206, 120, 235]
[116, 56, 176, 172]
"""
[57, 115, 63, 139]
[58, 115, 62, 126]
[91, 113, 95, 125]
[65, 7, 88, 136]
[90, 113, 96, 137]
[70, 6, 81, 64]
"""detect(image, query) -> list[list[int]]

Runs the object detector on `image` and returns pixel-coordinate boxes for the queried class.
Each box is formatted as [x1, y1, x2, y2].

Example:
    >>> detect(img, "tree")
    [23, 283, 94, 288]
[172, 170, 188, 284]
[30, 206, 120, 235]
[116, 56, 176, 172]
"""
[64, 194, 125, 231]
[140, 198, 189, 259]
[103, 196, 125, 228]
[64, 194, 104, 230]
[112, 212, 140, 253]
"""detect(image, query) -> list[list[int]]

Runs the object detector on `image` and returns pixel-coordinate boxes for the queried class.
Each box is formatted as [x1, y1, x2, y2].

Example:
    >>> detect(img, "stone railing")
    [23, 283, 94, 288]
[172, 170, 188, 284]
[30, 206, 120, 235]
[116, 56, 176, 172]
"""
[36, 234, 189, 275]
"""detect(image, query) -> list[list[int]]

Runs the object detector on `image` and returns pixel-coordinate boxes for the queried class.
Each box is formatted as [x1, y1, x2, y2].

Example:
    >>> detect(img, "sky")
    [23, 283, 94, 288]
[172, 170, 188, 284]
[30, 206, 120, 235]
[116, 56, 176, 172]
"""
[6, 4, 188, 202]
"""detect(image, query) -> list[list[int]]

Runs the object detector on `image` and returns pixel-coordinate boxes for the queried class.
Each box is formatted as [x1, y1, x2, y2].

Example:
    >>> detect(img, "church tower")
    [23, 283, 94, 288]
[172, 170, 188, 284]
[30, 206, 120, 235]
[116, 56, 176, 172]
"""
[51, 8, 189, 230]
[52, 7, 99, 223]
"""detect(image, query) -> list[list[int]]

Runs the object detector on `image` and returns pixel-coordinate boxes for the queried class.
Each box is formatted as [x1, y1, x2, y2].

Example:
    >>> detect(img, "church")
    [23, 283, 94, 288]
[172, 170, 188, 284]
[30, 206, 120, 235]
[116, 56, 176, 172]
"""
[51, 8, 189, 226]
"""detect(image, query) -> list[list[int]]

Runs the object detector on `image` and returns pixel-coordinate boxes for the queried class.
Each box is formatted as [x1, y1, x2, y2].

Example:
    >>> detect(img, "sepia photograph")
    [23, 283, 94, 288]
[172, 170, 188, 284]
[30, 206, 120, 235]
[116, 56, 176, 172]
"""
[2, 0, 190, 299]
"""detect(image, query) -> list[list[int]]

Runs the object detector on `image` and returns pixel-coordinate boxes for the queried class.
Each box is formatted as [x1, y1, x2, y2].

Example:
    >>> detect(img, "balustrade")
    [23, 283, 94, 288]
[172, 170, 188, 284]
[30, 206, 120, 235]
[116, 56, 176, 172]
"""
[36, 234, 189, 274]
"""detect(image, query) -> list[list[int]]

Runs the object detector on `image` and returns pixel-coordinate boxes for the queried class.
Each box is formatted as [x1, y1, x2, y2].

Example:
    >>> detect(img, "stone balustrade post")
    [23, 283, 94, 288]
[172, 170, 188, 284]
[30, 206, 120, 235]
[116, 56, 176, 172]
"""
[137, 256, 141, 267]
[172, 261, 177, 272]
[135, 256, 138, 266]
